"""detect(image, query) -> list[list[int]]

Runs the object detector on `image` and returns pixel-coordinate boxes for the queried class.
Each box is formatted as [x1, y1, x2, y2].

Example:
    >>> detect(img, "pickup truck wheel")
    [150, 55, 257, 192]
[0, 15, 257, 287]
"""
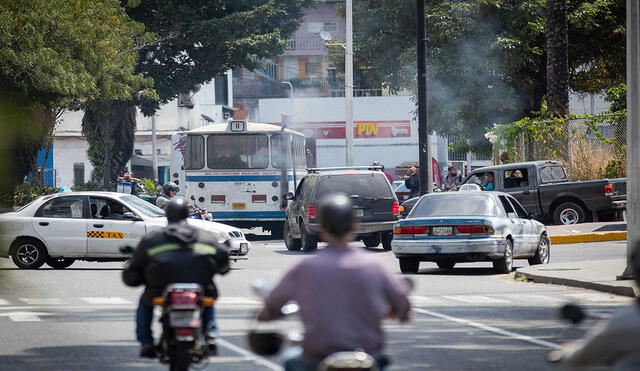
[528, 234, 550, 265]
[381, 232, 393, 251]
[362, 234, 381, 248]
[553, 202, 586, 225]
[45, 257, 75, 269]
[11, 239, 46, 269]
[399, 258, 419, 274]
[283, 222, 301, 251]
[493, 239, 514, 274]
[300, 223, 318, 252]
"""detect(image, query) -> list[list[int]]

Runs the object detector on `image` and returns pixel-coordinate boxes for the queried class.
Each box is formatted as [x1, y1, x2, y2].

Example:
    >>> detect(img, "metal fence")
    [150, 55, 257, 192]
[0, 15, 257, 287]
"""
[505, 114, 627, 180]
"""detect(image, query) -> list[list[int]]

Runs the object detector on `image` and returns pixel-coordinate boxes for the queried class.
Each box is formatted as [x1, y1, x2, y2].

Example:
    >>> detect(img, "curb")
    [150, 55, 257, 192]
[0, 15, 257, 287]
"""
[550, 231, 627, 245]
[514, 270, 637, 297]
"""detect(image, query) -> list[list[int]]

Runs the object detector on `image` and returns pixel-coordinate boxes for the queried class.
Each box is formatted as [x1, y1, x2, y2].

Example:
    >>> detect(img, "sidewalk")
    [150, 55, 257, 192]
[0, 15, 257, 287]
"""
[515, 259, 638, 297]
[546, 222, 626, 244]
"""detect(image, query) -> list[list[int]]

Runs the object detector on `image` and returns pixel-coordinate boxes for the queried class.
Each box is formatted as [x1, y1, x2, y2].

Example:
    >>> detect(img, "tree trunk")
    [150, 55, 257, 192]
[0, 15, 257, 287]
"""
[546, 0, 569, 117]
[82, 102, 136, 188]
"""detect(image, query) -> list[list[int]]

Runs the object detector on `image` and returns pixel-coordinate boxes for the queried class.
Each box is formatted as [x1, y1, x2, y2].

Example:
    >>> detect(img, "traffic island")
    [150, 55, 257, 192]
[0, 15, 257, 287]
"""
[547, 222, 626, 244]
[515, 259, 638, 297]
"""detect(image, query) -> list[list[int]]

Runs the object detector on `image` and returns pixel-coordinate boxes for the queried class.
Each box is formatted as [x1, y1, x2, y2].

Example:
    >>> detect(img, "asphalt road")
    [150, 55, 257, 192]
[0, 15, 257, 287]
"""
[0, 239, 631, 370]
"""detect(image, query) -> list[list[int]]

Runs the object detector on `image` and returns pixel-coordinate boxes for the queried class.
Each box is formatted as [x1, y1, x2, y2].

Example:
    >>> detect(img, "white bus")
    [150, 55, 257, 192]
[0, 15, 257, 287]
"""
[178, 120, 307, 237]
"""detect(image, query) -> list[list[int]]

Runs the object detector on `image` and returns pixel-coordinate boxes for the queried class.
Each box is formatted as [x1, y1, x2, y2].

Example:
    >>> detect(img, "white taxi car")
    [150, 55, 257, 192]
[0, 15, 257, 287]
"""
[0, 192, 251, 269]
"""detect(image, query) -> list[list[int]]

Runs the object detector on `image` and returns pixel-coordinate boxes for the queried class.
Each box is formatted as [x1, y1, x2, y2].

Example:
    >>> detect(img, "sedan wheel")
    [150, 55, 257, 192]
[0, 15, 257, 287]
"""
[12, 240, 46, 269]
[493, 239, 513, 274]
[528, 235, 551, 265]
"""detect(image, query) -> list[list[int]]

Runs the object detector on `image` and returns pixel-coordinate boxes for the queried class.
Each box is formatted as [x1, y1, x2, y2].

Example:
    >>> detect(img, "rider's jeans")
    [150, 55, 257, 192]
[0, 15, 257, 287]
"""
[136, 295, 216, 345]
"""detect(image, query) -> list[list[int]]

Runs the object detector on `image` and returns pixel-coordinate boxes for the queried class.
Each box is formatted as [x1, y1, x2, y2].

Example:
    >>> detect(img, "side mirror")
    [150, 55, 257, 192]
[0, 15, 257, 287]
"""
[528, 212, 536, 220]
[284, 192, 295, 200]
[123, 211, 141, 221]
[119, 245, 134, 254]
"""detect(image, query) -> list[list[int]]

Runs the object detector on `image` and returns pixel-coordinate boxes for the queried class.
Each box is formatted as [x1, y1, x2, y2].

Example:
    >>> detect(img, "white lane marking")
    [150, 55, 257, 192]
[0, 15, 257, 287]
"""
[495, 294, 563, 304]
[0, 305, 136, 311]
[566, 293, 630, 303]
[0, 311, 48, 322]
[0, 299, 10, 305]
[442, 295, 510, 304]
[413, 308, 559, 349]
[410, 295, 448, 306]
[216, 338, 283, 371]
[217, 297, 261, 305]
[81, 297, 132, 305]
[20, 298, 66, 305]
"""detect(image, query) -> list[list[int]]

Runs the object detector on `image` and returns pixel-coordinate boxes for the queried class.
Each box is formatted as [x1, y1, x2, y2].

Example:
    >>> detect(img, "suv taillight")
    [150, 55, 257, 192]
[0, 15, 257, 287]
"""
[603, 183, 614, 196]
[392, 201, 400, 217]
[308, 204, 317, 220]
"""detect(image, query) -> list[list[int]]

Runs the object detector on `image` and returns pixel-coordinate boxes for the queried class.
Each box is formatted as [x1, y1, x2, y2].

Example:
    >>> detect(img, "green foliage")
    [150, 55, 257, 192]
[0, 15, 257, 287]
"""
[348, 0, 625, 153]
[11, 183, 59, 207]
[71, 182, 106, 192]
[138, 178, 157, 194]
[600, 160, 625, 178]
[605, 83, 626, 113]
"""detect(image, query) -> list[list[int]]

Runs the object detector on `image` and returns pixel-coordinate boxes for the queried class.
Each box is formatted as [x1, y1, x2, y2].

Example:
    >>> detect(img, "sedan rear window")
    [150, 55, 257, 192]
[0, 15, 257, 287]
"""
[315, 173, 393, 199]
[410, 194, 498, 217]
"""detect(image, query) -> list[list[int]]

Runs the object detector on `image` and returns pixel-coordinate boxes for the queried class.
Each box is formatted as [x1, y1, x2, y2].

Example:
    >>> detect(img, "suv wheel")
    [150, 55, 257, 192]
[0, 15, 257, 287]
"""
[381, 232, 393, 251]
[300, 223, 318, 252]
[283, 222, 301, 251]
[399, 258, 419, 274]
[362, 234, 381, 248]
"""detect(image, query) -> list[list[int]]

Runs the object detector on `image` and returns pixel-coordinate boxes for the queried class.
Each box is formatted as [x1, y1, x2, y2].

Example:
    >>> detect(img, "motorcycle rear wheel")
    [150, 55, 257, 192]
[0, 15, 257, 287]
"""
[169, 342, 191, 371]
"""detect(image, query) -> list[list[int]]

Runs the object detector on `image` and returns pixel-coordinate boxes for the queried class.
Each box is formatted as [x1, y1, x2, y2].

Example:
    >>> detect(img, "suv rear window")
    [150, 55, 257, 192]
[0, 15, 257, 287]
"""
[315, 173, 392, 199]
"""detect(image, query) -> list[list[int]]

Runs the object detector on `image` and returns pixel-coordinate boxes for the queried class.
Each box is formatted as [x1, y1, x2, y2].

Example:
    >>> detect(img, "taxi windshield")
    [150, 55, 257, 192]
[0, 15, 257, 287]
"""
[122, 195, 165, 218]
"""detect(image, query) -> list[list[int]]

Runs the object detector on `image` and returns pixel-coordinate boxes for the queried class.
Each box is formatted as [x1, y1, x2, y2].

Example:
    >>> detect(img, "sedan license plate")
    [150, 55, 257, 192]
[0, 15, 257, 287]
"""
[354, 208, 364, 217]
[431, 226, 453, 236]
[232, 203, 246, 210]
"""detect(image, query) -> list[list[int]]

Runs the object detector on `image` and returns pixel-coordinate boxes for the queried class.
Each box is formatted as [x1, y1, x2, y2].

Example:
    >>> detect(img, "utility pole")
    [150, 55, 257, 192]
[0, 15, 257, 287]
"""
[151, 114, 158, 182]
[620, 0, 639, 280]
[416, 0, 433, 194]
[345, 0, 354, 166]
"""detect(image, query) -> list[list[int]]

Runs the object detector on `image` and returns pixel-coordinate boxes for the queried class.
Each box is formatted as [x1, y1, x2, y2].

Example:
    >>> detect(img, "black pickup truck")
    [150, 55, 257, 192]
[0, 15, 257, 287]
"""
[461, 161, 626, 225]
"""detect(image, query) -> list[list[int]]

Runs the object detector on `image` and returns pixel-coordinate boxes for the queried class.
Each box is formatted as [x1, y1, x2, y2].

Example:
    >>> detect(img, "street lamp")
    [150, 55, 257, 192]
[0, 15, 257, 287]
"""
[321, 0, 354, 166]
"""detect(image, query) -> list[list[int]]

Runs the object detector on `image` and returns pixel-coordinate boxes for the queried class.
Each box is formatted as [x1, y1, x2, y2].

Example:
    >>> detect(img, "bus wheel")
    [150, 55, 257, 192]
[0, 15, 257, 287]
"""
[284, 222, 301, 251]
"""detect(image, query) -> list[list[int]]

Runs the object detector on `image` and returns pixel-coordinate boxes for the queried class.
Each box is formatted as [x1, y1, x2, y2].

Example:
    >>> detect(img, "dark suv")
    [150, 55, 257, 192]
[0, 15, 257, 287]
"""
[283, 167, 400, 251]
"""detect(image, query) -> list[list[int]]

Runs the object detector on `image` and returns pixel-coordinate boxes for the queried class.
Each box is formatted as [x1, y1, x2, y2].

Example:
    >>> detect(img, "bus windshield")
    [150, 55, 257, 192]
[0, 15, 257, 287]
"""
[207, 134, 269, 169]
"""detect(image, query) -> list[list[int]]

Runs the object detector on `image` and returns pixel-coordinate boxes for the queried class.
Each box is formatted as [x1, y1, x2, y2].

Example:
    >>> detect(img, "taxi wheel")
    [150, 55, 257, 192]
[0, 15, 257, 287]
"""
[284, 222, 301, 251]
[399, 258, 419, 274]
[45, 257, 75, 269]
[11, 238, 46, 269]
[381, 232, 393, 251]
[300, 223, 317, 252]
[493, 238, 514, 274]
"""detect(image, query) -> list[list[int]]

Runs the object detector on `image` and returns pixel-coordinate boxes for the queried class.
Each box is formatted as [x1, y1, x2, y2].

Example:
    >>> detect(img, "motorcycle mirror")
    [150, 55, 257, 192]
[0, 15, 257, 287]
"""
[251, 279, 275, 299]
[560, 303, 585, 325]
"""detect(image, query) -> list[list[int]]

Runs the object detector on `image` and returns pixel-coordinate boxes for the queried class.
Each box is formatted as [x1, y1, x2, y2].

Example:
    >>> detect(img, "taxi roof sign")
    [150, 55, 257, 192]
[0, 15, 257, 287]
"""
[229, 120, 246, 132]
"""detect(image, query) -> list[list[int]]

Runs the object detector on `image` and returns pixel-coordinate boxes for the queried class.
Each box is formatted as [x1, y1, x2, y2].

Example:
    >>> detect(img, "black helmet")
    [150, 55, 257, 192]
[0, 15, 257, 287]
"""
[162, 182, 179, 196]
[165, 198, 189, 223]
[317, 193, 355, 238]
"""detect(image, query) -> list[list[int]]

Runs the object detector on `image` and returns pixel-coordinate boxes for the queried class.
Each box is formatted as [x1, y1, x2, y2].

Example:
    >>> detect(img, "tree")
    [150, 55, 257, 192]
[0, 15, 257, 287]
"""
[83, 0, 310, 185]
[346, 0, 625, 153]
[546, 0, 569, 117]
[0, 0, 148, 202]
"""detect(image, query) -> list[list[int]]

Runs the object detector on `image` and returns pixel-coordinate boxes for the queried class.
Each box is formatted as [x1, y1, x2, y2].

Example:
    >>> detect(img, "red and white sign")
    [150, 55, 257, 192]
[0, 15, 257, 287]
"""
[271, 120, 412, 139]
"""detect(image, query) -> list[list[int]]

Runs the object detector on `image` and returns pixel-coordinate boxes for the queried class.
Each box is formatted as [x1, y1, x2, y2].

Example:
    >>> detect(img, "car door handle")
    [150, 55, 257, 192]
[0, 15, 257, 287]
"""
[93, 224, 104, 228]
[522, 191, 530, 195]
[39, 222, 49, 226]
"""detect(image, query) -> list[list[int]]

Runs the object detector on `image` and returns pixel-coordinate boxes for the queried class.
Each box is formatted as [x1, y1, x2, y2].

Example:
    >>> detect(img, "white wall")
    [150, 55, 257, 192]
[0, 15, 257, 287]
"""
[258, 96, 447, 170]
[52, 137, 93, 187]
[569, 92, 610, 115]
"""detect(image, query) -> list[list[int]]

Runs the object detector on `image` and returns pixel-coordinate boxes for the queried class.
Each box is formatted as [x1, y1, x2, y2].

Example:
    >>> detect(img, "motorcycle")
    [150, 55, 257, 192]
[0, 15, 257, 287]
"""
[153, 283, 216, 371]
[247, 279, 408, 371]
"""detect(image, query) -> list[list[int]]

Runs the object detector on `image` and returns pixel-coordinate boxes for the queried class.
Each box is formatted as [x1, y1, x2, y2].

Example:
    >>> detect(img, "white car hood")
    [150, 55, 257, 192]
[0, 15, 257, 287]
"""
[145, 218, 239, 237]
